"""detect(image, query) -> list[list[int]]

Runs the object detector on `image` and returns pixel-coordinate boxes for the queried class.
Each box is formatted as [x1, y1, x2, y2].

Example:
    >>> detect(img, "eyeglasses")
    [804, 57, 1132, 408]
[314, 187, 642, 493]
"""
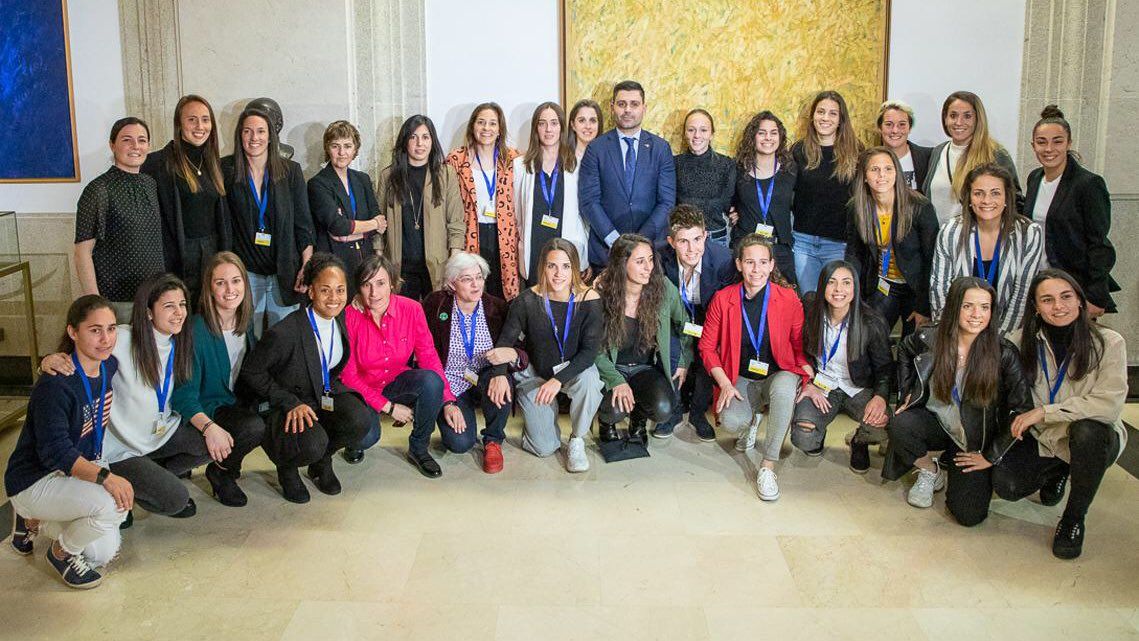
[455, 274, 486, 286]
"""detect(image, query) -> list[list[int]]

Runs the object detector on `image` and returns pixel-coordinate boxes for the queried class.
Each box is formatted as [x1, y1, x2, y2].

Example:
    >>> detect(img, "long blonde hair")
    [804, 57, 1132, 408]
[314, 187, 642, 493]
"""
[941, 91, 1002, 197]
[796, 90, 862, 182]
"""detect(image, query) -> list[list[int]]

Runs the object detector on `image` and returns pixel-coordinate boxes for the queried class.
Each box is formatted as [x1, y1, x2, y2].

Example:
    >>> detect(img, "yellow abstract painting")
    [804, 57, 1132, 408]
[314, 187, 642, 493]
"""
[563, 0, 889, 153]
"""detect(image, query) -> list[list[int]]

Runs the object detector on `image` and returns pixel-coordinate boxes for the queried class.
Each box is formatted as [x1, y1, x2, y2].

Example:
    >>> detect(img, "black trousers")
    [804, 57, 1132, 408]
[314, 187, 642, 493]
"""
[599, 363, 676, 425]
[993, 420, 1120, 521]
[478, 222, 504, 299]
[182, 234, 219, 310]
[400, 262, 432, 302]
[663, 353, 714, 429]
[883, 406, 993, 527]
[868, 280, 919, 339]
[262, 392, 372, 469]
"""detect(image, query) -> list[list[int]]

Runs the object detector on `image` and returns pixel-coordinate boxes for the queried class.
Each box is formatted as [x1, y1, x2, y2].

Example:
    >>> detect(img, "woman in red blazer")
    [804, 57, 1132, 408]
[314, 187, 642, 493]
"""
[698, 234, 809, 501]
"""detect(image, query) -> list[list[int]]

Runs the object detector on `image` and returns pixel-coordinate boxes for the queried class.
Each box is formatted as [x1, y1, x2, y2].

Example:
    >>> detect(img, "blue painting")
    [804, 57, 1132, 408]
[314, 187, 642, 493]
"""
[0, 0, 78, 182]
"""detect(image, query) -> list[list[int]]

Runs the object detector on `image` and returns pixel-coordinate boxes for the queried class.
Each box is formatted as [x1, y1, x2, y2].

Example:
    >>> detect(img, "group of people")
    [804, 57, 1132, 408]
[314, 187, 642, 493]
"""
[5, 80, 1125, 591]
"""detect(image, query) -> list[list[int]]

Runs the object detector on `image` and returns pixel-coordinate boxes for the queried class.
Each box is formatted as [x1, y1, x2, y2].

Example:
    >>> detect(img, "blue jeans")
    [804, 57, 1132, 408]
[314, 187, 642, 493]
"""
[792, 232, 846, 294]
[707, 225, 730, 249]
[435, 368, 512, 453]
[248, 272, 298, 338]
[361, 369, 445, 455]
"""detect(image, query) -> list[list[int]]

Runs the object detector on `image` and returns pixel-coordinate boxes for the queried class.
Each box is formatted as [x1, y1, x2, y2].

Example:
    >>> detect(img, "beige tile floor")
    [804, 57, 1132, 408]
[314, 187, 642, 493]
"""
[1, 408, 1138, 641]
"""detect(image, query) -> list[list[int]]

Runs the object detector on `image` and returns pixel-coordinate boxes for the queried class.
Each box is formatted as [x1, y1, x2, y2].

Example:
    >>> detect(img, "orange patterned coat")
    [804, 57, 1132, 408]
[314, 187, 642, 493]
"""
[446, 145, 521, 300]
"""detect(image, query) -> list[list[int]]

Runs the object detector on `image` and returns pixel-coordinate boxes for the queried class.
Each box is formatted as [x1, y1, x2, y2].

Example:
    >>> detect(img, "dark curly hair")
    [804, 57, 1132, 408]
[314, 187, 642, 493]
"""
[595, 234, 664, 355]
[302, 252, 347, 288]
[735, 110, 793, 175]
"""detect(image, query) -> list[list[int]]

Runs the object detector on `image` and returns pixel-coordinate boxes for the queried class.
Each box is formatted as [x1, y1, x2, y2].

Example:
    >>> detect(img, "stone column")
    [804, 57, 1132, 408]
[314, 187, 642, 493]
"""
[117, 0, 181, 144]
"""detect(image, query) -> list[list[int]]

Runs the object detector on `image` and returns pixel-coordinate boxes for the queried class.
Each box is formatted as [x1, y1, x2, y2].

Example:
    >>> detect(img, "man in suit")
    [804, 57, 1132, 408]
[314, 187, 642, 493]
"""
[654, 205, 736, 439]
[579, 80, 676, 270]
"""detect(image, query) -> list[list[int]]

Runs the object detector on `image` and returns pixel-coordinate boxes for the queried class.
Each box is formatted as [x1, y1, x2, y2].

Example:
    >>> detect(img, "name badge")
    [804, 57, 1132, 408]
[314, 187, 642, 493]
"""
[540, 214, 560, 229]
[755, 223, 775, 238]
[320, 394, 335, 412]
[682, 322, 703, 338]
[877, 277, 891, 296]
[812, 372, 838, 393]
[153, 418, 166, 436]
[747, 359, 769, 376]
[484, 207, 496, 218]
[463, 368, 480, 386]
[552, 361, 570, 375]
[255, 231, 273, 247]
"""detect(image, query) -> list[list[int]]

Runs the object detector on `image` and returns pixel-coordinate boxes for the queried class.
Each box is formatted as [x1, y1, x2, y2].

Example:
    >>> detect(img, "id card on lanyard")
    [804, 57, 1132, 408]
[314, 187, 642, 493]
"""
[544, 292, 576, 374]
[154, 338, 175, 435]
[539, 164, 560, 229]
[249, 171, 272, 246]
[307, 308, 337, 411]
[72, 352, 107, 460]
[876, 207, 896, 296]
[1038, 343, 1070, 404]
[754, 163, 778, 238]
[456, 301, 483, 386]
[680, 274, 702, 338]
[813, 319, 845, 392]
[475, 148, 498, 217]
[973, 231, 1001, 287]
[740, 284, 771, 376]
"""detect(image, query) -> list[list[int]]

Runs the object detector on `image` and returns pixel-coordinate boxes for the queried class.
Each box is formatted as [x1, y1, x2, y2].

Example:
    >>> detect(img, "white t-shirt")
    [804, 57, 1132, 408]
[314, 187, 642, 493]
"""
[222, 329, 247, 390]
[929, 143, 967, 225]
[898, 151, 916, 190]
[1032, 174, 1061, 269]
[818, 318, 865, 398]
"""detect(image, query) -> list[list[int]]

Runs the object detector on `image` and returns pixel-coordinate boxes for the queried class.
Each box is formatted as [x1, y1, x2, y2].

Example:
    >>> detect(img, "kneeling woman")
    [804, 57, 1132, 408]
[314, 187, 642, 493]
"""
[339, 254, 448, 478]
[791, 261, 893, 473]
[1000, 269, 1127, 559]
[492, 238, 602, 473]
[240, 254, 371, 502]
[883, 276, 1032, 525]
[699, 234, 809, 502]
[594, 234, 689, 444]
[422, 252, 527, 474]
[170, 252, 266, 506]
[6, 296, 131, 589]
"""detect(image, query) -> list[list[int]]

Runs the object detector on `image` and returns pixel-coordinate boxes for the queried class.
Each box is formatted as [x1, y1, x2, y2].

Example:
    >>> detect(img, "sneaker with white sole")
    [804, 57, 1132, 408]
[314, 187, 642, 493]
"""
[46, 546, 103, 589]
[757, 467, 781, 501]
[907, 461, 946, 508]
[566, 437, 589, 473]
[735, 416, 759, 452]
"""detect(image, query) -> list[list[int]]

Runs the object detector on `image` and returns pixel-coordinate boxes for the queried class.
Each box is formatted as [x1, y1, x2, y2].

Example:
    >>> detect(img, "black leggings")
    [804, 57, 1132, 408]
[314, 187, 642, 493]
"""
[262, 391, 373, 470]
[883, 406, 993, 527]
[599, 363, 676, 425]
[993, 420, 1120, 521]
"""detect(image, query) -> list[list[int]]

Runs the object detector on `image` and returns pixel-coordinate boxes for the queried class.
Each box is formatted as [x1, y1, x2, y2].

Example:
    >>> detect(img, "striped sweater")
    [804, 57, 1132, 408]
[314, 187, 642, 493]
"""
[930, 215, 1042, 335]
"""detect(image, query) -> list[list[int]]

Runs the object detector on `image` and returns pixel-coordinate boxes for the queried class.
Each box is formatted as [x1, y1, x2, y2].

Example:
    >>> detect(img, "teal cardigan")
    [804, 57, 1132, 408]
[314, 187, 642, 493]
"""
[171, 315, 257, 420]
[595, 279, 691, 390]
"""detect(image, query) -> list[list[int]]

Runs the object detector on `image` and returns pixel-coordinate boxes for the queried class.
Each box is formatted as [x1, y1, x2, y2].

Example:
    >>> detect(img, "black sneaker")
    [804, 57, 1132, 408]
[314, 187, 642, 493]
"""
[170, 498, 197, 518]
[307, 459, 343, 495]
[652, 421, 675, 439]
[206, 462, 248, 507]
[408, 451, 442, 478]
[341, 448, 365, 464]
[1053, 517, 1085, 559]
[120, 510, 134, 530]
[277, 467, 311, 504]
[691, 419, 716, 442]
[849, 441, 870, 474]
[1039, 472, 1069, 507]
[10, 514, 35, 556]
[46, 546, 103, 589]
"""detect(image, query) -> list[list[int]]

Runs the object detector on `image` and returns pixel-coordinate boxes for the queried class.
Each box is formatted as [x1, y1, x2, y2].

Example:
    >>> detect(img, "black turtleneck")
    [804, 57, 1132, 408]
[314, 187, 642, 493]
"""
[1043, 321, 1074, 366]
[179, 142, 220, 239]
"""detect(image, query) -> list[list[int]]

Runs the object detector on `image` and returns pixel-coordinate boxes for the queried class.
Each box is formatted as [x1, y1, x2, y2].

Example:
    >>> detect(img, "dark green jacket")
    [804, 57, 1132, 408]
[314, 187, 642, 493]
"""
[596, 279, 691, 390]
[171, 315, 257, 419]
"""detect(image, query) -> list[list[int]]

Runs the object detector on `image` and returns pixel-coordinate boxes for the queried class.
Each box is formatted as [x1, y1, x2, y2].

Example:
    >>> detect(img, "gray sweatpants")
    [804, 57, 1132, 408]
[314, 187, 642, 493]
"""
[514, 364, 603, 457]
[719, 371, 799, 462]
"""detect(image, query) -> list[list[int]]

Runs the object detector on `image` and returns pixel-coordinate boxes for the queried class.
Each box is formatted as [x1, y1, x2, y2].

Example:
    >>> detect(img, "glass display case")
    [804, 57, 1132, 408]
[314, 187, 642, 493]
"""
[0, 210, 34, 431]
[0, 211, 17, 265]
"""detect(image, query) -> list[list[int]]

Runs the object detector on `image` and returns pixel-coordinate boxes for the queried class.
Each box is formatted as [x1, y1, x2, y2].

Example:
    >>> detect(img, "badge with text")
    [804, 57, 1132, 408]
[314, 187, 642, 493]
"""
[255, 231, 273, 247]
[682, 322, 703, 338]
[540, 214, 560, 229]
[463, 368, 480, 386]
[754, 223, 774, 238]
[321, 394, 335, 412]
[877, 277, 891, 296]
[747, 359, 770, 376]
[812, 372, 838, 393]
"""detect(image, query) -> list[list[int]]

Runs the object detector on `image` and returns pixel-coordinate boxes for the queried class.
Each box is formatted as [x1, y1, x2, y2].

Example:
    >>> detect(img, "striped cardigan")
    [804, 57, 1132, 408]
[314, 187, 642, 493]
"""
[929, 215, 1042, 335]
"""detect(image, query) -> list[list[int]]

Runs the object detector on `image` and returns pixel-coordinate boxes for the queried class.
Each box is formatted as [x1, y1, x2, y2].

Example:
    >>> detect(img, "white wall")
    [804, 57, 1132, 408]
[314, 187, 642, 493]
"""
[424, 0, 1027, 162]
[424, 0, 559, 153]
[888, 0, 1027, 154]
[0, 0, 125, 214]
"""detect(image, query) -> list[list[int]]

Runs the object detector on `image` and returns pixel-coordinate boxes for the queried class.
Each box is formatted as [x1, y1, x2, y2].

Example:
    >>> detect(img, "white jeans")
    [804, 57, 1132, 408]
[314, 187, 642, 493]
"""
[10, 472, 127, 566]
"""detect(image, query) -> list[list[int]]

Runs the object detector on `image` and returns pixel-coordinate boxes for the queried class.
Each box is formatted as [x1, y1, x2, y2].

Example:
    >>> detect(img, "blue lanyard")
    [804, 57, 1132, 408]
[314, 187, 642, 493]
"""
[474, 147, 498, 203]
[740, 284, 771, 358]
[875, 207, 896, 278]
[344, 175, 357, 216]
[455, 300, 482, 362]
[307, 307, 335, 394]
[754, 161, 778, 223]
[952, 385, 962, 408]
[247, 171, 269, 232]
[679, 274, 696, 319]
[819, 318, 846, 372]
[71, 352, 107, 458]
[539, 163, 560, 213]
[156, 337, 175, 414]
[972, 231, 1001, 286]
[1038, 342, 1070, 404]
[543, 292, 576, 362]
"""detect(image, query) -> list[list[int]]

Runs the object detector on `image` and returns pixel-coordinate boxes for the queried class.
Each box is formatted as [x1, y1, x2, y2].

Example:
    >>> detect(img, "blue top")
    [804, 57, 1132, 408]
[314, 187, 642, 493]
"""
[4, 357, 118, 497]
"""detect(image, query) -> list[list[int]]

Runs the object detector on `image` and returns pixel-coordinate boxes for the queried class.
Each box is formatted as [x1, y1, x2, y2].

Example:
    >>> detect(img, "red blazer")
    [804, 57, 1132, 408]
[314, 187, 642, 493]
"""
[698, 281, 809, 410]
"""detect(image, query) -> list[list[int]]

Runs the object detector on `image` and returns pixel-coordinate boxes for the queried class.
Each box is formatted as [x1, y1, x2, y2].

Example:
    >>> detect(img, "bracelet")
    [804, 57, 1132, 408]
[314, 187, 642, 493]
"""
[200, 420, 215, 433]
[96, 468, 110, 485]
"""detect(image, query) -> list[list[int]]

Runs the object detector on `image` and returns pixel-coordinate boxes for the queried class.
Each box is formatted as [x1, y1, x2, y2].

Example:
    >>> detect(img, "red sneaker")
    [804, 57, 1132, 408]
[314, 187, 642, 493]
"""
[483, 441, 504, 474]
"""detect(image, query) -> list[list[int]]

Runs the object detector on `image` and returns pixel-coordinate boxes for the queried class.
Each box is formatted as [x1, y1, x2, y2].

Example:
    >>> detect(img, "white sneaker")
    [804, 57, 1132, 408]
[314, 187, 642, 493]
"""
[566, 437, 589, 473]
[907, 461, 946, 508]
[757, 467, 780, 501]
[735, 416, 759, 452]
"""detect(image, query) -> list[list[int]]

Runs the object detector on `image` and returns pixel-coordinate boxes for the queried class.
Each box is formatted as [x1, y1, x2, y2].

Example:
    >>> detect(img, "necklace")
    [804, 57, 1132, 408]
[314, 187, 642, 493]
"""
[188, 155, 204, 176]
[412, 189, 424, 230]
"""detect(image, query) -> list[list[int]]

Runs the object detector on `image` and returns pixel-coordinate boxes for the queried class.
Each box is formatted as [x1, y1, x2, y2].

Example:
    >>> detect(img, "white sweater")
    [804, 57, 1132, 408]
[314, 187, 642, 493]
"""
[102, 327, 183, 464]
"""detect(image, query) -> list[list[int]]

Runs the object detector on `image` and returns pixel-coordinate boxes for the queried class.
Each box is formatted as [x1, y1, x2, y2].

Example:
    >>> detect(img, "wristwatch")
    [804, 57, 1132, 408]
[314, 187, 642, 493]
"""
[96, 468, 110, 485]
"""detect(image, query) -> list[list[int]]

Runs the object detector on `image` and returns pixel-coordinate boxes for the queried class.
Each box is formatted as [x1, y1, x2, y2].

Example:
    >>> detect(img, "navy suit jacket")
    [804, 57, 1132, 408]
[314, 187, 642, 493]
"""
[578, 128, 676, 266]
[660, 241, 736, 369]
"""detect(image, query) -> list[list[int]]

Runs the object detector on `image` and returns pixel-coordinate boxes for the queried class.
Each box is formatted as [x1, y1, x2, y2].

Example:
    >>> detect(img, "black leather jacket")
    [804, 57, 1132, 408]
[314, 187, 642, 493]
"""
[894, 327, 1032, 464]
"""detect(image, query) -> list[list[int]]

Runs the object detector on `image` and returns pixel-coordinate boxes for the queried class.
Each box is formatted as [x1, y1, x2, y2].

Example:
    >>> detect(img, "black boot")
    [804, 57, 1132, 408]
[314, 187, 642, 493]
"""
[627, 418, 648, 444]
[307, 457, 343, 495]
[277, 466, 310, 504]
[206, 462, 248, 507]
[1053, 516, 1085, 559]
[598, 422, 620, 443]
[1039, 472, 1069, 507]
